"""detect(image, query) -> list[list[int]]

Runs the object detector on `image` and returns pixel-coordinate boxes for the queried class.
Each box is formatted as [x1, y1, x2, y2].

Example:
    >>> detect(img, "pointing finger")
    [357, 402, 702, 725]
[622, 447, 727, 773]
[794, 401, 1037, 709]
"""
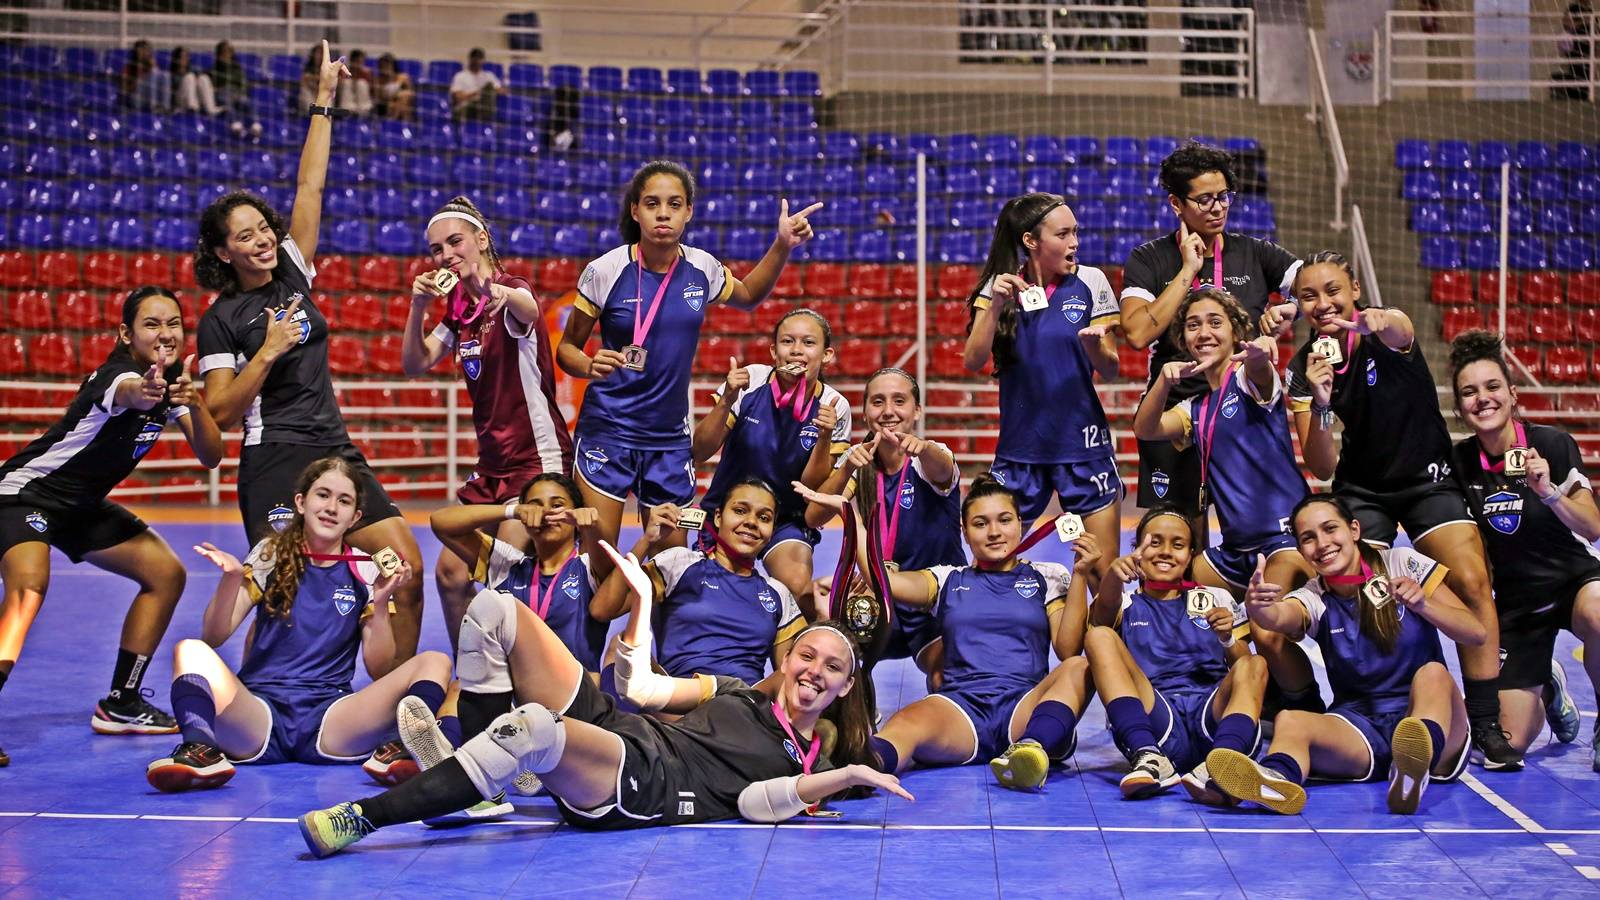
[182, 354, 195, 377]
[796, 202, 824, 219]
[779, 198, 789, 219]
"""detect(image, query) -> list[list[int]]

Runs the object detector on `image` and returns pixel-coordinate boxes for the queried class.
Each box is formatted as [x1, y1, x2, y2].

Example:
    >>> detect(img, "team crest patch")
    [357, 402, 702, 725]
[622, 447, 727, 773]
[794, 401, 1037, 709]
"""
[1151, 470, 1170, 499]
[267, 505, 294, 532]
[332, 586, 358, 617]
[583, 448, 609, 477]
[782, 738, 802, 764]
[1403, 554, 1427, 581]
[561, 570, 582, 599]
[991, 469, 1006, 486]
[274, 296, 311, 344]
[132, 420, 163, 460]
[1015, 576, 1040, 599]
[459, 339, 483, 381]
[1366, 358, 1377, 386]
[759, 588, 779, 613]
[1221, 392, 1241, 419]
[1483, 490, 1523, 535]
[1063, 298, 1088, 324]
[899, 479, 915, 509]
[683, 282, 705, 312]
[24, 511, 47, 532]
[798, 424, 819, 451]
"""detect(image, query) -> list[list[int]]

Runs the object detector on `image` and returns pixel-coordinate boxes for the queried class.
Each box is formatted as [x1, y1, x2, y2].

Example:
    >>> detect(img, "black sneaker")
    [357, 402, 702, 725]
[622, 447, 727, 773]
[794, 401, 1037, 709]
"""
[147, 741, 236, 792]
[1468, 718, 1524, 772]
[92, 688, 179, 735]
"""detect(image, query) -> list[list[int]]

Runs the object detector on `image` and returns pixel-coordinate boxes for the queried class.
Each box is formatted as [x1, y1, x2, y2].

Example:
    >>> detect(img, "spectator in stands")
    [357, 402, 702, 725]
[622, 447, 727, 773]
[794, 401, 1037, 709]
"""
[171, 46, 220, 116]
[1553, 1, 1593, 100]
[121, 39, 171, 112]
[209, 41, 263, 138]
[339, 48, 374, 116]
[373, 53, 415, 120]
[450, 48, 500, 122]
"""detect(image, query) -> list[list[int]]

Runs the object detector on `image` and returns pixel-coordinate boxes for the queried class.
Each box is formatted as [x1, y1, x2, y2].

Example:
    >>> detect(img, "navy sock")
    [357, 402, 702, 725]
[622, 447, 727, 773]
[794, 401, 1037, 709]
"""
[406, 680, 446, 715]
[169, 674, 218, 747]
[1106, 696, 1159, 753]
[1020, 700, 1078, 758]
[438, 715, 463, 750]
[870, 735, 900, 773]
[1259, 751, 1305, 785]
[1211, 713, 1259, 755]
[1422, 719, 1447, 769]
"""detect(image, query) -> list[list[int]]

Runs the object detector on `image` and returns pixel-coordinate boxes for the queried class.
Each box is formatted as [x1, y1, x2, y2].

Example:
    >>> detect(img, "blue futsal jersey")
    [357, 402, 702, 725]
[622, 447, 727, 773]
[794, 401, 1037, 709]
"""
[574, 244, 733, 450]
[921, 561, 1073, 693]
[1288, 547, 1449, 712]
[646, 547, 806, 684]
[842, 447, 966, 570]
[1176, 365, 1308, 548]
[236, 540, 378, 701]
[975, 266, 1120, 464]
[701, 365, 851, 522]
[472, 536, 605, 671]
[1116, 587, 1234, 697]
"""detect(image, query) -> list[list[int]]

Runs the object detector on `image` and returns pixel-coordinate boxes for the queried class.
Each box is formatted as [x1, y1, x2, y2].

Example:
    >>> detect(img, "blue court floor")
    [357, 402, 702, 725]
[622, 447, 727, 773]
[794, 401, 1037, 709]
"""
[2, 519, 1599, 898]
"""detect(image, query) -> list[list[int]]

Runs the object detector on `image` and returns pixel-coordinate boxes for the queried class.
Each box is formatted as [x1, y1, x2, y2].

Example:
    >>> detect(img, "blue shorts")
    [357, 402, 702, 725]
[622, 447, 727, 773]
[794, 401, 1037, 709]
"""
[1326, 702, 1470, 783]
[762, 518, 821, 556]
[235, 690, 364, 766]
[573, 435, 695, 508]
[990, 456, 1120, 521]
[881, 605, 940, 661]
[933, 680, 1033, 762]
[1112, 687, 1234, 772]
[1203, 535, 1298, 590]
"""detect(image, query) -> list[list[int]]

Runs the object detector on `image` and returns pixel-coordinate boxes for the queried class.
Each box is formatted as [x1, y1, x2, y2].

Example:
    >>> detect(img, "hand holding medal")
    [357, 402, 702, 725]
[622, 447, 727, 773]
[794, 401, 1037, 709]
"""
[1305, 351, 1335, 406]
[1502, 445, 1528, 477]
[1069, 530, 1102, 576]
[1389, 575, 1426, 612]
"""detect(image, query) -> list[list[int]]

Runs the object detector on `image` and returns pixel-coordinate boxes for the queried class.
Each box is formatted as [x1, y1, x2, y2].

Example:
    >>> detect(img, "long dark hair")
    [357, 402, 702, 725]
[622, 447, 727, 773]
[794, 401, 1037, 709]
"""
[965, 192, 1065, 374]
[852, 367, 921, 527]
[1168, 286, 1255, 361]
[260, 456, 366, 619]
[619, 160, 695, 245]
[194, 191, 288, 293]
[521, 471, 582, 505]
[431, 195, 504, 275]
[805, 619, 877, 791]
[1290, 494, 1398, 654]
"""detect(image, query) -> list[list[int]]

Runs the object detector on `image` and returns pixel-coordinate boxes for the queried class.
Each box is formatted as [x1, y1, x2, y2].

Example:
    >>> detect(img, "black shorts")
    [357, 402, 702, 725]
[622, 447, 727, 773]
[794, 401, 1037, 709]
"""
[1334, 477, 1475, 547]
[554, 675, 674, 831]
[237, 442, 401, 545]
[1136, 437, 1202, 517]
[0, 498, 147, 563]
[1497, 569, 1600, 690]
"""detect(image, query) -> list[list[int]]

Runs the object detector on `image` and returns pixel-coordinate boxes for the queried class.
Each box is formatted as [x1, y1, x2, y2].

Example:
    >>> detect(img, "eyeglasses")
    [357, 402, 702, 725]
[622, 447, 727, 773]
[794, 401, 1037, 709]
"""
[1184, 190, 1236, 212]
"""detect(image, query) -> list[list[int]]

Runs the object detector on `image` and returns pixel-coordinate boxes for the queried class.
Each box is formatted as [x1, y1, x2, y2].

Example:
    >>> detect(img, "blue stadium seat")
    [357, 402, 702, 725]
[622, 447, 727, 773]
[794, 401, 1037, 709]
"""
[1541, 205, 1578, 234]
[780, 131, 819, 160]
[948, 197, 991, 229]
[371, 187, 409, 219]
[487, 189, 530, 222]
[1064, 169, 1107, 200]
[745, 71, 781, 98]
[982, 135, 1021, 165]
[60, 214, 99, 248]
[153, 183, 192, 215]
[505, 223, 550, 256]
[627, 67, 663, 94]
[152, 217, 189, 252]
[779, 101, 816, 130]
[1475, 141, 1512, 170]
[578, 95, 613, 126]
[499, 94, 535, 126]
[936, 229, 983, 264]
[324, 219, 370, 254]
[424, 60, 463, 88]
[736, 197, 768, 226]
[1554, 237, 1597, 270]
[24, 146, 63, 178]
[826, 194, 869, 226]
[1578, 208, 1600, 234]
[1528, 171, 1567, 201]
[823, 131, 860, 161]
[1061, 136, 1099, 166]
[1420, 237, 1462, 269]
[15, 213, 58, 248]
[725, 226, 766, 259]
[1023, 166, 1060, 193]
[1453, 203, 1494, 234]
[692, 130, 734, 161]
[79, 81, 116, 111]
[1509, 236, 1549, 269]
[1111, 231, 1145, 262]
[1509, 205, 1536, 234]
[1106, 170, 1158, 198]
[1103, 137, 1141, 168]
[1224, 136, 1260, 154]
[240, 150, 288, 183]
[808, 227, 849, 261]
[890, 229, 922, 262]
[1441, 172, 1482, 201]
[820, 163, 860, 193]
[984, 168, 1020, 197]
[699, 101, 737, 130]
[1574, 173, 1600, 203]
[548, 65, 582, 90]
[235, 52, 264, 83]
[902, 133, 939, 162]
[667, 68, 702, 95]
[737, 99, 774, 127]
[1557, 142, 1595, 171]
[497, 127, 541, 157]
[943, 134, 981, 165]
[621, 127, 659, 158]
[707, 69, 742, 96]
[588, 66, 623, 93]
[616, 96, 654, 127]
[576, 158, 617, 190]
[107, 216, 148, 250]
[66, 145, 108, 178]
[1516, 141, 1553, 170]
[1435, 140, 1473, 170]
[508, 63, 544, 90]
[18, 45, 61, 73]
[408, 153, 449, 187]
[269, 54, 300, 84]
[657, 98, 694, 125]
[852, 229, 891, 262]
[534, 192, 580, 224]
[1463, 236, 1499, 269]
[63, 46, 99, 76]
[783, 71, 821, 98]
[697, 191, 735, 224]
[943, 165, 982, 195]
[1394, 140, 1431, 170]
[1023, 136, 1063, 165]
[1142, 136, 1179, 166]
[1402, 171, 1441, 201]
[741, 163, 780, 193]
[373, 220, 414, 255]
[696, 161, 737, 191]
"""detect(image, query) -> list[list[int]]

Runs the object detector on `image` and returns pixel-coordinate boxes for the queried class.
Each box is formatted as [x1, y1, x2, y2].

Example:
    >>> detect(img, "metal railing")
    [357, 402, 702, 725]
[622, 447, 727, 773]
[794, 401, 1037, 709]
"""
[1348, 205, 1383, 312]
[1305, 27, 1349, 232]
[1383, 9, 1599, 99]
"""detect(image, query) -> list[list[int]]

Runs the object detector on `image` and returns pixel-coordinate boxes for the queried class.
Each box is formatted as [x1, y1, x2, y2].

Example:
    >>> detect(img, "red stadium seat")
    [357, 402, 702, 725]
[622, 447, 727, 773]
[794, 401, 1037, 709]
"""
[1521, 271, 1563, 307]
[770, 265, 805, 299]
[1545, 346, 1589, 384]
[932, 300, 969, 337]
[128, 252, 174, 287]
[841, 299, 887, 336]
[1477, 271, 1516, 305]
[1430, 271, 1473, 306]
[833, 338, 880, 377]
[707, 303, 757, 335]
[538, 258, 580, 294]
[725, 260, 755, 281]
[1502, 307, 1530, 343]
[82, 251, 128, 289]
[1516, 390, 1556, 413]
[928, 337, 969, 377]
[697, 335, 739, 375]
[971, 434, 998, 457]
[174, 254, 196, 289]
[500, 256, 535, 285]
[1571, 273, 1600, 307]
[739, 336, 771, 365]
[0, 334, 26, 375]
[883, 300, 917, 336]
[1103, 266, 1124, 297]
[848, 264, 890, 298]
[1528, 308, 1571, 344]
[1118, 344, 1150, 380]
[1440, 308, 1485, 342]
[934, 264, 979, 300]
[1575, 309, 1600, 343]
[37, 251, 81, 288]
[751, 302, 787, 336]
[356, 255, 400, 292]
[79, 333, 117, 363]
[339, 293, 387, 331]
[925, 387, 974, 409]
[392, 386, 445, 407]
[0, 252, 33, 288]
[8, 291, 53, 330]
[316, 255, 356, 291]
[57, 290, 106, 330]
[401, 256, 434, 285]
[886, 265, 921, 299]
[1593, 348, 1600, 383]
[343, 386, 390, 408]
[327, 335, 367, 374]
[28, 334, 75, 376]
[369, 335, 406, 374]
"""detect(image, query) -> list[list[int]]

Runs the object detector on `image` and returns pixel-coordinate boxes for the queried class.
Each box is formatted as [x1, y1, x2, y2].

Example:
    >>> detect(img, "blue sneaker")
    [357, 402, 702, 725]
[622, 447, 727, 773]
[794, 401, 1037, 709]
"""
[1547, 660, 1581, 745]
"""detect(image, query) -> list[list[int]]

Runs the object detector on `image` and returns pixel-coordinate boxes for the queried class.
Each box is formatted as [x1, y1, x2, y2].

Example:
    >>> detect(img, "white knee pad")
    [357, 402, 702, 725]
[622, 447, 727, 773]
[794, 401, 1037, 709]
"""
[457, 587, 518, 693]
[454, 703, 568, 799]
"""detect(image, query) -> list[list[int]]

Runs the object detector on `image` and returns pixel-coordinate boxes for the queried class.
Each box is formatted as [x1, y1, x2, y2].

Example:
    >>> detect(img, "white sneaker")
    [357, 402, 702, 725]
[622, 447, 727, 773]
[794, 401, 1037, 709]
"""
[396, 695, 453, 772]
[1179, 761, 1237, 807]
[1119, 748, 1179, 800]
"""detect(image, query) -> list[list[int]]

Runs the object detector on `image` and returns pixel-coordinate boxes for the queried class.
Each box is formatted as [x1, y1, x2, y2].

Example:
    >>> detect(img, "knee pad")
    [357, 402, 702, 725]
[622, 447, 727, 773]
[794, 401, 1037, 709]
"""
[454, 703, 568, 799]
[457, 587, 518, 693]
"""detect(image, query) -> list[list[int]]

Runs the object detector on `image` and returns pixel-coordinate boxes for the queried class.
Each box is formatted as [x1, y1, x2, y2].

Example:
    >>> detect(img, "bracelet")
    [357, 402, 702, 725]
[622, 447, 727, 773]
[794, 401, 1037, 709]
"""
[505, 501, 519, 520]
[1539, 490, 1563, 505]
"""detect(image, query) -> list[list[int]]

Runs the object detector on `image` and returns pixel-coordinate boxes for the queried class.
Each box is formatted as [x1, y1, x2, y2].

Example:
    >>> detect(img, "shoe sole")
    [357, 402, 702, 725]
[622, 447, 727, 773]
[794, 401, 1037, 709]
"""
[1119, 771, 1178, 800]
[146, 763, 235, 793]
[92, 717, 180, 735]
[363, 758, 420, 787]
[1387, 717, 1432, 815]
[1180, 774, 1235, 808]
[989, 750, 1048, 791]
[298, 813, 339, 859]
[397, 696, 451, 772]
[1205, 748, 1306, 815]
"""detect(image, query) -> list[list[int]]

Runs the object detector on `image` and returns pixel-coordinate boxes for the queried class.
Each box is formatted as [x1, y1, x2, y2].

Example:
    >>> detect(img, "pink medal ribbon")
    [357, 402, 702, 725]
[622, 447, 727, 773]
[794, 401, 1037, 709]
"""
[448, 275, 491, 327]
[301, 544, 370, 581]
[875, 462, 911, 559]
[770, 372, 817, 422]
[532, 546, 579, 620]
[1330, 330, 1358, 376]
[1186, 234, 1224, 291]
[632, 253, 680, 350]
[1324, 560, 1373, 587]
[1143, 578, 1199, 593]
[1478, 420, 1528, 473]
[771, 700, 822, 813]
[1194, 363, 1240, 495]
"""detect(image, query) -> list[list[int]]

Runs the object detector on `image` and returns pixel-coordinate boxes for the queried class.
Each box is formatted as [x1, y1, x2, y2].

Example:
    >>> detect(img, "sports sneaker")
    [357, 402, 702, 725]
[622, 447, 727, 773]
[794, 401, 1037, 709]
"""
[396, 695, 452, 772]
[147, 741, 236, 792]
[512, 771, 543, 796]
[1468, 718, 1524, 772]
[1179, 761, 1237, 807]
[361, 739, 419, 786]
[423, 795, 515, 827]
[1205, 748, 1307, 815]
[989, 738, 1050, 791]
[299, 801, 376, 858]
[1546, 661, 1581, 745]
[91, 688, 178, 735]
[1119, 748, 1179, 800]
[1387, 717, 1433, 815]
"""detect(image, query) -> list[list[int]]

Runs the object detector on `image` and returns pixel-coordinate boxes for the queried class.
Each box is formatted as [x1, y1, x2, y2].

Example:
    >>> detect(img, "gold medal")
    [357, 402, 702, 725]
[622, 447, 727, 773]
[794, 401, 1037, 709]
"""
[372, 546, 403, 578]
[433, 268, 459, 294]
[1312, 335, 1343, 367]
[1185, 587, 1215, 619]
[1055, 512, 1084, 542]
[1503, 446, 1527, 477]
[622, 344, 648, 371]
[1360, 575, 1392, 609]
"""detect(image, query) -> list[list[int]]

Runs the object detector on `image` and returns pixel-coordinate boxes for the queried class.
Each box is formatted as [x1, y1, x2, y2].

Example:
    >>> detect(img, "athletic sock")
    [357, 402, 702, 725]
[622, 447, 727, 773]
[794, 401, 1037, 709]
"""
[356, 756, 482, 828]
[406, 680, 446, 715]
[438, 715, 463, 750]
[457, 689, 514, 742]
[1019, 700, 1078, 758]
[108, 648, 152, 703]
[1463, 677, 1499, 724]
[1210, 713, 1259, 755]
[1259, 751, 1305, 785]
[169, 674, 218, 747]
[869, 735, 899, 774]
[1422, 718, 1447, 769]
[1106, 696, 1159, 754]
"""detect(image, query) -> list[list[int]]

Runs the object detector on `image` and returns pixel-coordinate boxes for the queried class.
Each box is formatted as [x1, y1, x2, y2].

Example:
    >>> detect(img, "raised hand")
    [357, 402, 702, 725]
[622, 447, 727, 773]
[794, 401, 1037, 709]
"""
[1107, 552, 1141, 585]
[413, 270, 450, 299]
[813, 402, 838, 434]
[260, 296, 305, 363]
[315, 39, 351, 102]
[722, 357, 750, 397]
[194, 541, 242, 576]
[371, 560, 414, 605]
[135, 362, 168, 410]
[1330, 307, 1388, 336]
[1230, 335, 1276, 365]
[1178, 222, 1205, 275]
[1077, 324, 1110, 346]
[167, 354, 199, 408]
[643, 503, 679, 543]
[1160, 359, 1203, 388]
[599, 540, 654, 610]
[1244, 554, 1283, 607]
[1259, 301, 1297, 338]
[587, 348, 628, 381]
[890, 429, 929, 457]
[842, 436, 878, 472]
[987, 272, 1027, 308]
[776, 199, 824, 249]
[791, 480, 848, 513]
[1525, 447, 1556, 499]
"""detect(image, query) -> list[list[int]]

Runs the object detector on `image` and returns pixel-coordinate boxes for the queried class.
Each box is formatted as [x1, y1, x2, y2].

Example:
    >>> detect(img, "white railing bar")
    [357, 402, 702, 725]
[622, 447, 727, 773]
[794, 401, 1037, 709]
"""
[1348, 206, 1383, 311]
[1305, 28, 1348, 233]
[915, 150, 928, 438]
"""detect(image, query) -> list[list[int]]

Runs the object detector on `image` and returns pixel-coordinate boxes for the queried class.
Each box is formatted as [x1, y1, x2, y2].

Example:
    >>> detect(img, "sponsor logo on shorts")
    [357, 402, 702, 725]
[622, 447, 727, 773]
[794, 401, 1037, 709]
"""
[24, 511, 47, 532]
[583, 448, 609, 477]
[678, 800, 695, 815]
[561, 570, 582, 599]
[1151, 470, 1169, 499]
[267, 505, 294, 532]
[1483, 490, 1523, 535]
[798, 424, 819, 451]
[683, 283, 705, 312]
[899, 480, 915, 510]
[1221, 392, 1241, 419]
[1366, 357, 1377, 386]
[1014, 576, 1040, 599]
[1063, 298, 1087, 324]
[132, 420, 163, 460]
[459, 338, 483, 381]
[332, 586, 358, 617]
[758, 588, 779, 613]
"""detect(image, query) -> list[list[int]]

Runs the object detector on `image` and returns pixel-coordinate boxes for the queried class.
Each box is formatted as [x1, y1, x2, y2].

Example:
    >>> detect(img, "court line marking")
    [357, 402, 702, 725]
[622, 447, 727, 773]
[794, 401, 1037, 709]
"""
[1576, 865, 1600, 880]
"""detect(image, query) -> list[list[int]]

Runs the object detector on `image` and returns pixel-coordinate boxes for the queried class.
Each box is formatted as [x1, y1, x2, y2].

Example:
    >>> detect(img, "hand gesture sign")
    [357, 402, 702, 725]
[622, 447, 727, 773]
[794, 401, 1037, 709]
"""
[1244, 554, 1283, 608]
[1259, 301, 1297, 339]
[1526, 447, 1557, 500]
[1330, 307, 1388, 336]
[776, 199, 824, 249]
[1160, 359, 1203, 388]
[194, 541, 243, 576]
[722, 357, 750, 398]
[1230, 336, 1276, 366]
[167, 354, 199, 408]
[135, 359, 169, 410]
[1178, 222, 1206, 275]
[261, 296, 305, 363]
[314, 39, 351, 101]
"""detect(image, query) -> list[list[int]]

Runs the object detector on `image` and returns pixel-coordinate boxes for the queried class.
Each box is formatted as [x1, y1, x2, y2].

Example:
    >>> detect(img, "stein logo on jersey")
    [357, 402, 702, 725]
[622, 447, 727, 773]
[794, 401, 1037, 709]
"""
[1015, 576, 1040, 599]
[1221, 392, 1241, 420]
[1151, 470, 1170, 498]
[682, 282, 705, 312]
[782, 738, 802, 764]
[24, 511, 46, 532]
[267, 505, 294, 532]
[132, 420, 163, 460]
[1063, 297, 1088, 324]
[583, 448, 609, 477]
[899, 479, 915, 510]
[332, 586, 358, 617]
[458, 339, 483, 381]
[798, 424, 819, 451]
[561, 570, 581, 599]
[1483, 490, 1523, 535]
[1366, 358, 1378, 386]
[758, 588, 779, 613]
[274, 296, 311, 344]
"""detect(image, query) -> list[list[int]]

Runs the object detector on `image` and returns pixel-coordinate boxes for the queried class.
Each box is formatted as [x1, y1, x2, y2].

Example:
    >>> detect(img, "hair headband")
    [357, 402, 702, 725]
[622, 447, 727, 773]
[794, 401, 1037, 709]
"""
[427, 211, 486, 233]
[797, 624, 860, 671]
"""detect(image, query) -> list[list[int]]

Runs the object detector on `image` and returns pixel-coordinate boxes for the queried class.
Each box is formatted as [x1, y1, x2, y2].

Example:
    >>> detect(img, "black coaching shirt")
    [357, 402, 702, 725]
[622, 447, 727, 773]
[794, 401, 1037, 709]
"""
[0, 353, 187, 507]
[1286, 333, 1455, 491]
[1121, 230, 1300, 404]
[195, 238, 347, 447]
[1452, 424, 1600, 595]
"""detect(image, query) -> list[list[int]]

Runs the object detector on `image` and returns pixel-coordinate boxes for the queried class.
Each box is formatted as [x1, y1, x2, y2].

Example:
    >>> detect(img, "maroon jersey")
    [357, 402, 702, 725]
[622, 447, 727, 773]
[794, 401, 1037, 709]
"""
[430, 272, 573, 478]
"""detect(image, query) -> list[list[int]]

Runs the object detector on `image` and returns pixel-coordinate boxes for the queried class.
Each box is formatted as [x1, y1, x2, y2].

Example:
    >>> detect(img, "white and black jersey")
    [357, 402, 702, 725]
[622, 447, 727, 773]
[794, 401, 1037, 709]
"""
[1452, 423, 1600, 594]
[195, 238, 347, 447]
[0, 352, 187, 507]
[1121, 230, 1300, 404]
